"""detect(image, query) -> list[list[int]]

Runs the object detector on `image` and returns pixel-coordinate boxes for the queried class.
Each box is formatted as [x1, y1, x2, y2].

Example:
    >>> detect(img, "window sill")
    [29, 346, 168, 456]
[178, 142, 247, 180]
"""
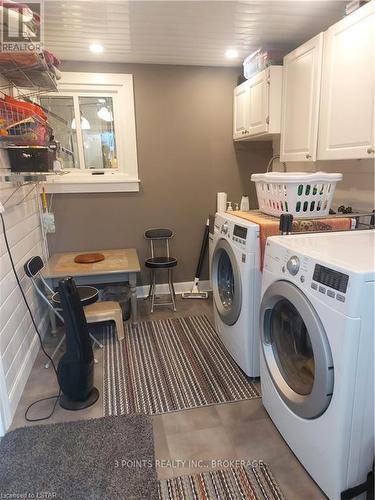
[43, 172, 140, 193]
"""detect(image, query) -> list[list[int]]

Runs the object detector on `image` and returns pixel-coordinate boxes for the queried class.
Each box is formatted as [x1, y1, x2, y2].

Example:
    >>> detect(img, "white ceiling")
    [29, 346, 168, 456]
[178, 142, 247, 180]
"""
[43, 0, 347, 67]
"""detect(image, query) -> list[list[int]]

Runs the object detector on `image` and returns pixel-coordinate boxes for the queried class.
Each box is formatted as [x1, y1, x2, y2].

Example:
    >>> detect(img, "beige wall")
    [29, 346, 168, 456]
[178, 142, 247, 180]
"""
[272, 138, 375, 212]
[47, 62, 273, 284]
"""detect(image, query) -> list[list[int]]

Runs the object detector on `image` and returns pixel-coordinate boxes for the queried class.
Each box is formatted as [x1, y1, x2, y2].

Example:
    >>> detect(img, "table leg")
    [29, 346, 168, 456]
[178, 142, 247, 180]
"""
[129, 272, 138, 324]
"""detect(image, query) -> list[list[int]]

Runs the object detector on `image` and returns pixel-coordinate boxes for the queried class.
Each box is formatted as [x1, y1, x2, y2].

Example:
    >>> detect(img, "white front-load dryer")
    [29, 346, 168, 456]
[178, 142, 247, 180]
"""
[212, 213, 261, 377]
[259, 230, 375, 499]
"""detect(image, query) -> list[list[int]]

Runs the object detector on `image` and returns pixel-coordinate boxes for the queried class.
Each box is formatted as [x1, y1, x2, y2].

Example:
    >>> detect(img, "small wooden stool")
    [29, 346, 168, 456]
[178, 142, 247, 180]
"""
[84, 301, 125, 341]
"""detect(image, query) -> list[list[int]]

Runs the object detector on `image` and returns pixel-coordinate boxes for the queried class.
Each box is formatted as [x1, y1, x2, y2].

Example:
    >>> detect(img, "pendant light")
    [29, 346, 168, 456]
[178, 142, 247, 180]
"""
[71, 112, 90, 130]
[97, 106, 113, 122]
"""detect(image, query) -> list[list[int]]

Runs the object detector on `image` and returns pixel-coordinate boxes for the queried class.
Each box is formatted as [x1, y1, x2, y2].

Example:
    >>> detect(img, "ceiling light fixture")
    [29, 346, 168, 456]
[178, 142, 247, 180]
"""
[97, 106, 113, 122]
[89, 43, 104, 54]
[225, 48, 239, 59]
[71, 115, 90, 130]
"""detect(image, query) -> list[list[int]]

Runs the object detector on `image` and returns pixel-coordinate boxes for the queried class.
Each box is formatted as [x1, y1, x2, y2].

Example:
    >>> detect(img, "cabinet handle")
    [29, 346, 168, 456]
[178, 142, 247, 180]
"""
[305, 154, 312, 159]
[367, 147, 374, 154]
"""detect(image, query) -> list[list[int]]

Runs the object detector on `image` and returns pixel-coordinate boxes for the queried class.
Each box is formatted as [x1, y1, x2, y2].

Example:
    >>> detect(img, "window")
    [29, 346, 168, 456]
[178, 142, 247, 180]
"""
[79, 96, 117, 170]
[41, 73, 139, 193]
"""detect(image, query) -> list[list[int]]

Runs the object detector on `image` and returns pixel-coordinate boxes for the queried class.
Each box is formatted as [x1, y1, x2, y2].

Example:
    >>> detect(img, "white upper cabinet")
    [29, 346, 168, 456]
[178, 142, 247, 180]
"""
[233, 80, 250, 139]
[280, 33, 324, 162]
[233, 66, 282, 141]
[247, 69, 270, 136]
[318, 1, 375, 160]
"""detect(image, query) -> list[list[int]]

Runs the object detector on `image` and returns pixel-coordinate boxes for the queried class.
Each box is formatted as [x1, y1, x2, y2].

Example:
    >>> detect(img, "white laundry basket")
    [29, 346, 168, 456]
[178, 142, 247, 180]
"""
[251, 172, 343, 219]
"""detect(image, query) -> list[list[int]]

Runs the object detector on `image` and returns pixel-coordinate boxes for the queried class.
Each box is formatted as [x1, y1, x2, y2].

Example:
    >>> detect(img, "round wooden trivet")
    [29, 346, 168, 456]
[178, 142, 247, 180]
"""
[74, 253, 105, 264]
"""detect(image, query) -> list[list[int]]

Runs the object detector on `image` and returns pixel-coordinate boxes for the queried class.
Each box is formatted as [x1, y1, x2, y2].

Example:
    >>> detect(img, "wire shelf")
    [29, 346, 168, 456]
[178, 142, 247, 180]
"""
[0, 98, 52, 147]
[0, 52, 57, 96]
[278, 211, 375, 234]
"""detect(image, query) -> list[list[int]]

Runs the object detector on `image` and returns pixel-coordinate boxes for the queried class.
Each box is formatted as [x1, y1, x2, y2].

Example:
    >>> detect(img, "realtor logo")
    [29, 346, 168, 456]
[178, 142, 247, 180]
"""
[1, 1, 43, 52]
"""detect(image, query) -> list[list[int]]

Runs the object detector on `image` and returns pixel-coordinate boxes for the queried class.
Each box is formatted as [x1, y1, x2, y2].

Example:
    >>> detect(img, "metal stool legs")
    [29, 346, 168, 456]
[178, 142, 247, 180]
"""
[146, 271, 154, 299]
[151, 270, 156, 312]
[168, 268, 176, 311]
[147, 268, 176, 312]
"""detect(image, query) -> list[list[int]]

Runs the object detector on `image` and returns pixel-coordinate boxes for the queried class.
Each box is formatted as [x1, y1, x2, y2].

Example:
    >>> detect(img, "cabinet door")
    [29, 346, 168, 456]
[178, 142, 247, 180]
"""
[233, 82, 250, 139]
[318, 2, 375, 160]
[247, 70, 269, 136]
[280, 33, 324, 161]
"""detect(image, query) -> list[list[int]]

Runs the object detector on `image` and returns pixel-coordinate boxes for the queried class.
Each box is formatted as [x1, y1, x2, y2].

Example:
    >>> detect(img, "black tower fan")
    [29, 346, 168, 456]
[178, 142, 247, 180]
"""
[57, 277, 99, 410]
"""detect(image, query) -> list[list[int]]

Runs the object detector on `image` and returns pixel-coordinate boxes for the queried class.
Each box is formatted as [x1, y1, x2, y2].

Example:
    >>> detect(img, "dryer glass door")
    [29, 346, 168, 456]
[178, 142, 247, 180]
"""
[270, 299, 314, 396]
[260, 281, 334, 419]
[212, 238, 242, 326]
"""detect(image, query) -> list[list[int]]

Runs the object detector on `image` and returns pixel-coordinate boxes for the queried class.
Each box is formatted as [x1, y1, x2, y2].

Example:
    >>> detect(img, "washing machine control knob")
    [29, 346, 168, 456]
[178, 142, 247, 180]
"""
[287, 256, 300, 275]
[221, 222, 229, 235]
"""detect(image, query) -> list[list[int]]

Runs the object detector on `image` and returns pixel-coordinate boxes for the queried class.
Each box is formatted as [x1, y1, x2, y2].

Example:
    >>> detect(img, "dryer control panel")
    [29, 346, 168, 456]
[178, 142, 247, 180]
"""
[263, 233, 372, 319]
[313, 264, 349, 294]
[264, 240, 356, 315]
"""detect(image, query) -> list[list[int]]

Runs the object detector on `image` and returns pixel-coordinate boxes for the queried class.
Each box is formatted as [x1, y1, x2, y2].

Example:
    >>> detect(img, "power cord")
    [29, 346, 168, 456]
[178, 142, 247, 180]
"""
[0, 211, 61, 422]
[25, 390, 61, 422]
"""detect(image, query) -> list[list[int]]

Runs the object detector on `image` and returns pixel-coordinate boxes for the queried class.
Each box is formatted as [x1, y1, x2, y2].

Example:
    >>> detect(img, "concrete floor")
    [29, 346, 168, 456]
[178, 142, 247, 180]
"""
[10, 296, 326, 499]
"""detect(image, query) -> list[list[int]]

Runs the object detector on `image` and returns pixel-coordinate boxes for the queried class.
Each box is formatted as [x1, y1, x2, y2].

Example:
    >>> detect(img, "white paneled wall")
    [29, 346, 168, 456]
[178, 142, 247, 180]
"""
[0, 176, 49, 435]
[272, 137, 375, 211]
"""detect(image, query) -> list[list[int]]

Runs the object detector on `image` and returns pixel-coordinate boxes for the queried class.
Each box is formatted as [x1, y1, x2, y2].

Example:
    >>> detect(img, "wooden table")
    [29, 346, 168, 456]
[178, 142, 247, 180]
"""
[42, 248, 140, 326]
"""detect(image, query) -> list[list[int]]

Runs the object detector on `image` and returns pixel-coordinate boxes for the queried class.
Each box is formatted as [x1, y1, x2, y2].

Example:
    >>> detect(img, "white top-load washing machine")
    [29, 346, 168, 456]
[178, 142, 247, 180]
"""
[212, 213, 261, 377]
[259, 230, 375, 499]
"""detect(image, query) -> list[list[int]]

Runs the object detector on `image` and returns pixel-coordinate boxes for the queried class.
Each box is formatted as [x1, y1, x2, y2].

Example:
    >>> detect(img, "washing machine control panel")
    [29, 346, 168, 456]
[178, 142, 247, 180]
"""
[232, 224, 247, 246]
[221, 222, 229, 235]
[286, 255, 300, 275]
[215, 213, 259, 252]
[233, 224, 247, 240]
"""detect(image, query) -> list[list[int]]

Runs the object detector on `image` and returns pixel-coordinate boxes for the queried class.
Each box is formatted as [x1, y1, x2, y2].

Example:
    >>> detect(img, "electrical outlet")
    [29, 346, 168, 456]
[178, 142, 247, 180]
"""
[0, 201, 4, 214]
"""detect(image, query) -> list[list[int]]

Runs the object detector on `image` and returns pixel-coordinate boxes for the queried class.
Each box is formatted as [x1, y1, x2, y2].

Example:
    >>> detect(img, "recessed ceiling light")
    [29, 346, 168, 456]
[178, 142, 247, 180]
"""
[89, 43, 104, 54]
[225, 48, 239, 59]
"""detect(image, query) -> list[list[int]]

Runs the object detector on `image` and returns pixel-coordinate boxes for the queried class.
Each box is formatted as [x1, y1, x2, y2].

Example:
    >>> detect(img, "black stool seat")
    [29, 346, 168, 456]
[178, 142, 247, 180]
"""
[145, 256, 177, 269]
[52, 286, 99, 307]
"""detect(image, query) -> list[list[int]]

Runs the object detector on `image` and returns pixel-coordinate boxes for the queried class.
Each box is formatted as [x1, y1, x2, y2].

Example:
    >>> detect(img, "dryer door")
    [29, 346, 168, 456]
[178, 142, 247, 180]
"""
[212, 238, 242, 326]
[260, 281, 334, 419]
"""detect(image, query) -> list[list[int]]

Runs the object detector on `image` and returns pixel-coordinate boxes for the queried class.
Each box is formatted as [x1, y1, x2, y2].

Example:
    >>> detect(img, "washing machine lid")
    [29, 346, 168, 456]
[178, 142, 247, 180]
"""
[260, 280, 334, 419]
[212, 238, 242, 326]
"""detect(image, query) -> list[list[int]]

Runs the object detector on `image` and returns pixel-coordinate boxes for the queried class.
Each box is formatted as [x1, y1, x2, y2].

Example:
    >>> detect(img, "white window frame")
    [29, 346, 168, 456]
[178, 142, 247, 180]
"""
[43, 72, 139, 193]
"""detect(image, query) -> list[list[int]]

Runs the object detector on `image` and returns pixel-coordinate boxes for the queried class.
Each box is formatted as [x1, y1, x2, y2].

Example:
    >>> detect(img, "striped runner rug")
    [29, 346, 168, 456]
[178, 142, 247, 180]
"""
[103, 314, 260, 415]
[158, 462, 285, 500]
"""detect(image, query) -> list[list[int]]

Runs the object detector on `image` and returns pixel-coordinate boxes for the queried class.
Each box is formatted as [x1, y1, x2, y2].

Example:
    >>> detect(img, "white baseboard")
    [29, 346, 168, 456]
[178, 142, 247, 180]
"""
[137, 280, 211, 298]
